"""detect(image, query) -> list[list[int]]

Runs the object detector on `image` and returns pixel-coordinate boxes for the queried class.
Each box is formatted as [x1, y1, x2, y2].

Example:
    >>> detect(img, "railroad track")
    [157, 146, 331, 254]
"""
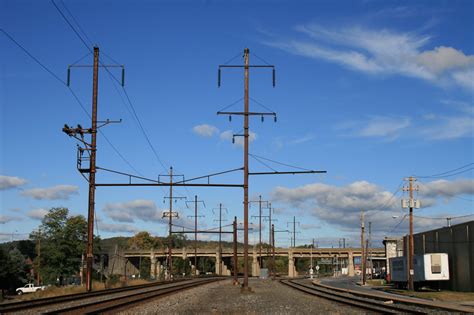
[280, 279, 474, 314]
[0, 277, 222, 314]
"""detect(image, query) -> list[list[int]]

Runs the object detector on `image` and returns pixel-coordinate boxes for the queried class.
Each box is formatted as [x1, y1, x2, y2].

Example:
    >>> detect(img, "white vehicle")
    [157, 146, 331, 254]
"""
[389, 253, 449, 290]
[16, 283, 46, 295]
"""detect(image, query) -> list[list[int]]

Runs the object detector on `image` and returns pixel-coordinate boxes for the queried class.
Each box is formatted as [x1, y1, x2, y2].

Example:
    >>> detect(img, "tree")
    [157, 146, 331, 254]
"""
[30, 207, 87, 284]
[0, 247, 30, 298]
[128, 231, 162, 250]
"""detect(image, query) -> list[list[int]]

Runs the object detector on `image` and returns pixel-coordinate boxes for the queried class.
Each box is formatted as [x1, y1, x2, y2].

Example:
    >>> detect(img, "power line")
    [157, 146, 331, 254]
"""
[2, 28, 142, 176]
[50, 1, 169, 174]
[51, 0, 92, 52]
[58, 0, 94, 47]
[390, 214, 407, 233]
[414, 213, 474, 220]
[248, 153, 311, 171]
[1, 29, 66, 85]
[414, 163, 474, 178]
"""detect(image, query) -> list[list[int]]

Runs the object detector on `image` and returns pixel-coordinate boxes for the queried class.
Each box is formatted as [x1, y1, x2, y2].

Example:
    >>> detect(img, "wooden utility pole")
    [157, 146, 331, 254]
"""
[36, 231, 41, 286]
[402, 176, 420, 291]
[361, 210, 366, 285]
[84, 46, 99, 292]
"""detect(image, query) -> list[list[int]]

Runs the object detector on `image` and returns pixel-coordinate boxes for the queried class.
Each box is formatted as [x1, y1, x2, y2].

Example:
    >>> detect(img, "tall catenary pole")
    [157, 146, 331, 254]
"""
[258, 195, 262, 267]
[194, 195, 198, 276]
[168, 166, 173, 279]
[233, 216, 238, 285]
[293, 216, 296, 248]
[85, 46, 99, 292]
[268, 203, 272, 255]
[271, 224, 275, 279]
[408, 176, 414, 291]
[243, 48, 250, 290]
[219, 203, 223, 276]
[361, 210, 366, 285]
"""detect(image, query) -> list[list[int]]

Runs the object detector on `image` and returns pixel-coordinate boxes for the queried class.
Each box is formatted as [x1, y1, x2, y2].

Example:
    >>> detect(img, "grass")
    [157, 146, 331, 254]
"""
[365, 279, 386, 286]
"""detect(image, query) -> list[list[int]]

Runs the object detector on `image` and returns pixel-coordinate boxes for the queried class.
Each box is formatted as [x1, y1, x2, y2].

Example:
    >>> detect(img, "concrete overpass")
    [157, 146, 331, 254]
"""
[116, 247, 385, 278]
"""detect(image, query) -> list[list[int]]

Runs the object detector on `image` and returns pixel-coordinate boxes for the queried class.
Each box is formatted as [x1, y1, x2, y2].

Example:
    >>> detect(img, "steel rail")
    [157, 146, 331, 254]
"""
[43, 278, 222, 314]
[0, 278, 191, 313]
[280, 280, 426, 314]
[313, 281, 474, 313]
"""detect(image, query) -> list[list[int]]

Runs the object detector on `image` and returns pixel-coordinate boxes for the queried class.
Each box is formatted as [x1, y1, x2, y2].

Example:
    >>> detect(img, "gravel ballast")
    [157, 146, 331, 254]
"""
[121, 278, 371, 314]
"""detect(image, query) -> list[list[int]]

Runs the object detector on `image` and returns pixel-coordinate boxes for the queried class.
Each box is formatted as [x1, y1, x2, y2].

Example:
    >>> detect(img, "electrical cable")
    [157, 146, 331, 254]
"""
[414, 163, 474, 178]
[248, 153, 311, 171]
[1, 28, 143, 177]
[50, 2, 169, 175]
[217, 97, 244, 113]
[51, 0, 92, 52]
[59, 0, 94, 48]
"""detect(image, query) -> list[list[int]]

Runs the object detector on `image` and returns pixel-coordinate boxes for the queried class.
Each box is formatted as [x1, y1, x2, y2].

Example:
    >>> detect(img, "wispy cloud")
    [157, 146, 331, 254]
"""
[265, 24, 474, 90]
[103, 199, 162, 223]
[0, 215, 22, 224]
[337, 116, 410, 140]
[0, 175, 27, 190]
[192, 124, 220, 137]
[22, 185, 79, 200]
[27, 208, 48, 220]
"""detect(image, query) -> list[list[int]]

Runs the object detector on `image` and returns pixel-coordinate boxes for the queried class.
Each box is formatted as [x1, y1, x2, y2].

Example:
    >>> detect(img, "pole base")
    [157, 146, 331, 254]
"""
[240, 286, 253, 293]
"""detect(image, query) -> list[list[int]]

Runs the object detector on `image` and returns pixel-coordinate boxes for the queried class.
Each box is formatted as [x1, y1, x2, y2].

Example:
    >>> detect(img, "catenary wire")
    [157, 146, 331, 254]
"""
[1, 28, 142, 176]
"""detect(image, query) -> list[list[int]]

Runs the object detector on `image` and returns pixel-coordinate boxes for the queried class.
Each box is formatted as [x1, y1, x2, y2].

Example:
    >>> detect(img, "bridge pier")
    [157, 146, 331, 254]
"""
[348, 251, 355, 276]
[150, 252, 156, 278]
[288, 250, 297, 278]
[252, 247, 260, 277]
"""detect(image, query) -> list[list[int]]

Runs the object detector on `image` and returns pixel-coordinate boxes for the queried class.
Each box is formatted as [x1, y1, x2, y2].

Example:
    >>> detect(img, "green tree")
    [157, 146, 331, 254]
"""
[0, 247, 30, 298]
[30, 207, 87, 284]
[128, 231, 162, 250]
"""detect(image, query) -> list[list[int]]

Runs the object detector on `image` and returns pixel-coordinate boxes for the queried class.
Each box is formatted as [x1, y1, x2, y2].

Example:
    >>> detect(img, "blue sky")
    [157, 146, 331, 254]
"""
[1, 0, 473, 248]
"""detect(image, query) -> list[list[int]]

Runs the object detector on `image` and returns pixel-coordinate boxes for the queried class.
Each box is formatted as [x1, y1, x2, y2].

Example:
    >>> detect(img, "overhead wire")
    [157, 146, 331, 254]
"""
[248, 153, 311, 171]
[50, 1, 170, 175]
[1, 29, 142, 177]
[414, 162, 474, 178]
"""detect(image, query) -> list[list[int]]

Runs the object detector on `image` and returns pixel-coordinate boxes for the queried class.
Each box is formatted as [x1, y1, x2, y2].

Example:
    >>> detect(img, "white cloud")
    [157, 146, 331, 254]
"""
[103, 199, 162, 223]
[192, 124, 219, 137]
[271, 179, 473, 233]
[220, 130, 257, 147]
[338, 116, 411, 139]
[422, 116, 473, 140]
[99, 222, 139, 234]
[22, 185, 79, 200]
[0, 175, 27, 190]
[419, 179, 474, 199]
[27, 208, 48, 220]
[0, 215, 21, 224]
[266, 24, 474, 90]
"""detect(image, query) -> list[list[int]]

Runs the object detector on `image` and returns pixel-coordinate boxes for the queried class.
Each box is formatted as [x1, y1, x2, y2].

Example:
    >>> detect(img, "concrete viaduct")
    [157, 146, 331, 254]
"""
[117, 247, 385, 278]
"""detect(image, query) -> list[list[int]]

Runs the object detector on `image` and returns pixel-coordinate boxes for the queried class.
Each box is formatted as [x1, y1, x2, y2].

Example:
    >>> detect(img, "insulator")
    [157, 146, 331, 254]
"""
[272, 68, 276, 87]
[121, 67, 125, 87]
[232, 137, 235, 144]
[218, 68, 221, 87]
[229, 115, 232, 122]
[261, 116, 264, 122]
[274, 115, 277, 122]
[67, 67, 71, 86]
